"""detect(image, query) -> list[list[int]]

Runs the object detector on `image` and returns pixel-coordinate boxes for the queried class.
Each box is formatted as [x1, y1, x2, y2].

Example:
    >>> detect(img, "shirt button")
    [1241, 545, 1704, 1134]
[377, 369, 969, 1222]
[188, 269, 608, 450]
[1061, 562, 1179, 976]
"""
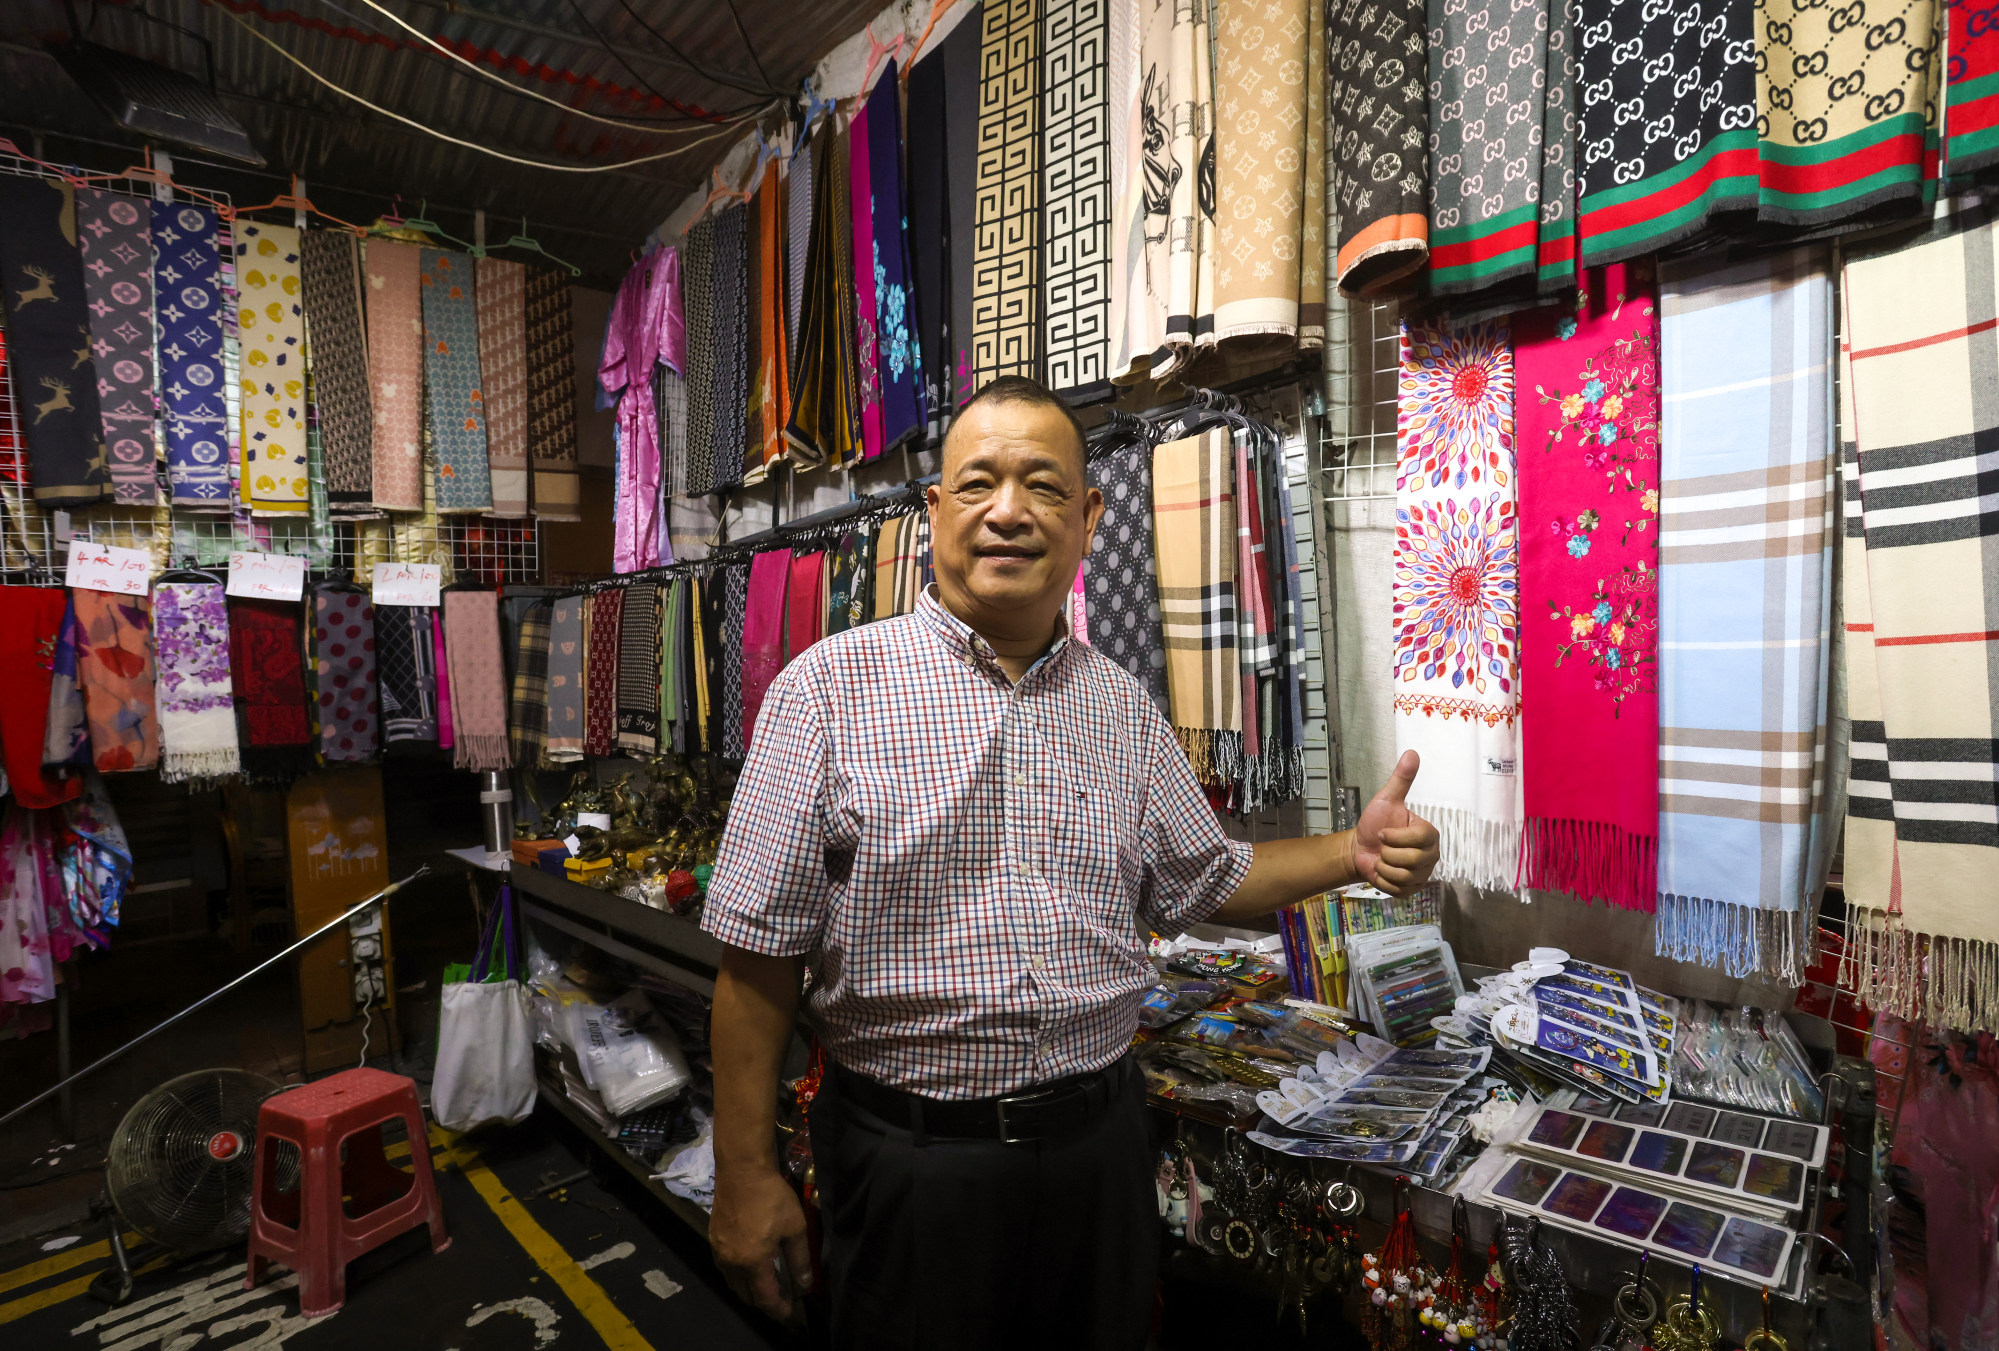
[1012, 773, 1028, 787]
[1030, 953, 1046, 970]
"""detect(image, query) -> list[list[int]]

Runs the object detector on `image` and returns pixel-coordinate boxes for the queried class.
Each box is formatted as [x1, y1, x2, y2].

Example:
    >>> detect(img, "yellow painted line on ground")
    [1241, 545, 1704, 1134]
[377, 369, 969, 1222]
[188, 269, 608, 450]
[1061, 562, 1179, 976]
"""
[437, 1132, 655, 1351]
[0, 1252, 166, 1325]
[0, 1233, 139, 1298]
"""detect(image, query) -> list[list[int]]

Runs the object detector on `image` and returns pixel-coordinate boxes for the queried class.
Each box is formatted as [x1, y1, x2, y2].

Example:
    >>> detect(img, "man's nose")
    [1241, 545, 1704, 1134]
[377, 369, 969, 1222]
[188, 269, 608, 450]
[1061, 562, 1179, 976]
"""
[985, 478, 1034, 530]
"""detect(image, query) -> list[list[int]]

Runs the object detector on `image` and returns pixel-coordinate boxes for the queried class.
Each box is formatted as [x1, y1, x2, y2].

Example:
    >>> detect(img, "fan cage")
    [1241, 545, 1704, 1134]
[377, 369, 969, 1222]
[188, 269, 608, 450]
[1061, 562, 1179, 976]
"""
[106, 1068, 286, 1254]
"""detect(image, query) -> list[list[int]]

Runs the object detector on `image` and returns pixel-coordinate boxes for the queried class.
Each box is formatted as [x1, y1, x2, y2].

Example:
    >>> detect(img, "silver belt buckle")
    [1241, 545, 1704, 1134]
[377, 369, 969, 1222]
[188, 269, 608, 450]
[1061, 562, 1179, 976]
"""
[995, 1090, 1046, 1144]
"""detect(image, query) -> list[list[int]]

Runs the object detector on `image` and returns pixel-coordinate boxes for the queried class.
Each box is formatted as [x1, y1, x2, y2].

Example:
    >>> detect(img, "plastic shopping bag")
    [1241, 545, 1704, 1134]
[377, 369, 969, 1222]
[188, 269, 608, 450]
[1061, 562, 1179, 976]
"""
[432, 886, 538, 1131]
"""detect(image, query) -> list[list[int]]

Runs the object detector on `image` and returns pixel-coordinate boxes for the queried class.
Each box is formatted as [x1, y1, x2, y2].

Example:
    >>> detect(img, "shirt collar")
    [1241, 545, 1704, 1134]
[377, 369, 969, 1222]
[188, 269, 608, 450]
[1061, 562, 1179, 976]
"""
[916, 585, 1071, 685]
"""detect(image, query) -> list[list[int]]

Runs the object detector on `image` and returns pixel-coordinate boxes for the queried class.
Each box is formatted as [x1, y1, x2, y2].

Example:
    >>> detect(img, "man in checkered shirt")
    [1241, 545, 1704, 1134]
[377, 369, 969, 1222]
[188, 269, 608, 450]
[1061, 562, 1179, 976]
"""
[703, 376, 1440, 1347]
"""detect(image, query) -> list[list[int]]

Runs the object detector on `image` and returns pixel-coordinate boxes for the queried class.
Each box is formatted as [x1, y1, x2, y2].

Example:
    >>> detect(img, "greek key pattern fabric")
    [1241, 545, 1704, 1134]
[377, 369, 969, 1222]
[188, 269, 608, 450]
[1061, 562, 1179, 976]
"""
[525, 265, 580, 520]
[1575, 0, 1757, 268]
[298, 229, 373, 509]
[77, 189, 157, 504]
[1043, 0, 1114, 393]
[364, 239, 424, 511]
[151, 202, 230, 505]
[419, 249, 492, 514]
[234, 221, 308, 516]
[973, 0, 1042, 387]
[1329, 0, 1431, 294]
[1214, 0, 1311, 339]
[476, 256, 529, 518]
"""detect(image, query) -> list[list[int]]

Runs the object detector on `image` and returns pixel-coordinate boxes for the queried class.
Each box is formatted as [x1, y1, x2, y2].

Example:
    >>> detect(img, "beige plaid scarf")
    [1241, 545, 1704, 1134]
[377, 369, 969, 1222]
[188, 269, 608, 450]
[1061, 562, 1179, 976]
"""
[1153, 428, 1241, 782]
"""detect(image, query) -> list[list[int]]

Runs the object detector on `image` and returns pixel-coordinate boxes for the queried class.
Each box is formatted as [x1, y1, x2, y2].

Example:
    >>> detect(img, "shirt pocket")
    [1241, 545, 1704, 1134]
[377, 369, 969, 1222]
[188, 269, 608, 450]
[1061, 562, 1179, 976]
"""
[1045, 747, 1141, 935]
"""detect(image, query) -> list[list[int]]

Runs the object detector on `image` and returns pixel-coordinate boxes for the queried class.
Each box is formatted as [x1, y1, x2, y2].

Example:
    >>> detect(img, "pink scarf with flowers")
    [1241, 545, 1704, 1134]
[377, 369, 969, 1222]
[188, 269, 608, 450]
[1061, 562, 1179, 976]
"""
[1514, 261, 1661, 910]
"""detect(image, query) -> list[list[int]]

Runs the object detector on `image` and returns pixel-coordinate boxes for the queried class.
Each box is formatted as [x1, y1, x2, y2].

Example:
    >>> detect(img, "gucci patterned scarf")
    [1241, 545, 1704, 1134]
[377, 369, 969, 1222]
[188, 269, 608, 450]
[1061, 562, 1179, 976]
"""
[73, 590, 159, 774]
[1392, 320, 1519, 890]
[1088, 432, 1170, 717]
[235, 221, 308, 516]
[374, 603, 438, 750]
[1946, 1, 1999, 175]
[0, 178, 109, 507]
[299, 230, 373, 511]
[420, 249, 492, 513]
[525, 265, 581, 520]
[1515, 264, 1661, 912]
[152, 582, 240, 785]
[476, 256, 530, 518]
[152, 202, 231, 506]
[364, 239, 425, 511]
[311, 585, 378, 763]
[77, 189, 156, 504]
[444, 589, 511, 772]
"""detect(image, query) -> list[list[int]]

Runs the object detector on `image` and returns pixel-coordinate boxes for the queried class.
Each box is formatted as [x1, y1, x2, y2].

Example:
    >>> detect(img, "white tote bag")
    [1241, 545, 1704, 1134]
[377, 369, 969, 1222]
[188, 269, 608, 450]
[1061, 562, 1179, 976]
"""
[432, 887, 538, 1131]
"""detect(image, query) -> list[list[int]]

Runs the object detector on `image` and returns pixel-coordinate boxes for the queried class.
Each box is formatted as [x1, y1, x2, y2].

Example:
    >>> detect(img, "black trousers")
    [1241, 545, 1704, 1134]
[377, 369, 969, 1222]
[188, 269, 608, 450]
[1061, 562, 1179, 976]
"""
[812, 1057, 1159, 1350]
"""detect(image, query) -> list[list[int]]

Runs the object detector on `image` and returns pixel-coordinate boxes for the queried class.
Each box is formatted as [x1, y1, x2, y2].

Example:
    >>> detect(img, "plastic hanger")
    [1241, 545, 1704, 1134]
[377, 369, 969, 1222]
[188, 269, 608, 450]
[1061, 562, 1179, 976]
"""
[156, 556, 225, 585]
[907, 0, 957, 68]
[858, 30, 905, 99]
[367, 198, 474, 252]
[228, 175, 367, 234]
[493, 217, 582, 276]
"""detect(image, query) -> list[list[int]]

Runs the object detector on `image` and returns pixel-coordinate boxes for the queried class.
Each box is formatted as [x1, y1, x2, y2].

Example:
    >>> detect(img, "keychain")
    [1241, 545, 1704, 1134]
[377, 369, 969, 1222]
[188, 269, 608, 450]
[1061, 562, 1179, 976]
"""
[1654, 1265, 1721, 1351]
[1501, 1216, 1579, 1351]
[1360, 1176, 1427, 1350]
[1744, 1286, 1791, 1351]
[1588, 1253, 1659, 1351]
[1415, 1198, 1483, 1344]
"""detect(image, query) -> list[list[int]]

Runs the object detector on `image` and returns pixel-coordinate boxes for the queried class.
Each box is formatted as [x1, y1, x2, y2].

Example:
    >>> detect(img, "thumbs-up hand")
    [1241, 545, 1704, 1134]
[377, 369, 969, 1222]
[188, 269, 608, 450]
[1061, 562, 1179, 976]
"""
[1353, 750, 1441, 897]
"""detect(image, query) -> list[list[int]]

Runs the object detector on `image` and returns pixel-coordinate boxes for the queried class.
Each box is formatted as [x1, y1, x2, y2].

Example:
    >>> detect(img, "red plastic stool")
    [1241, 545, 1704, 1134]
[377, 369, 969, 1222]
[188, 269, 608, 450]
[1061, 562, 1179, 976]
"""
[245, 1067, 450, 1317]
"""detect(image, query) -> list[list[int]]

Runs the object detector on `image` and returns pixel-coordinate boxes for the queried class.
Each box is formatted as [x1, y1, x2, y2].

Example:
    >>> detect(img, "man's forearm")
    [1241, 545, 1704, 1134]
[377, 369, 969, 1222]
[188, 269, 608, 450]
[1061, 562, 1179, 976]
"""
[1209, 830, 1361, 924]
[711, 946, 806, 1176]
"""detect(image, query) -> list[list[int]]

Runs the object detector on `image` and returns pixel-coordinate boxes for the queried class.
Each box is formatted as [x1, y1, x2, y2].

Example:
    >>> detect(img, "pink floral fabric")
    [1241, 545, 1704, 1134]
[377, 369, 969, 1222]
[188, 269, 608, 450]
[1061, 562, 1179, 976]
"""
[1515, 261, 1661, 909]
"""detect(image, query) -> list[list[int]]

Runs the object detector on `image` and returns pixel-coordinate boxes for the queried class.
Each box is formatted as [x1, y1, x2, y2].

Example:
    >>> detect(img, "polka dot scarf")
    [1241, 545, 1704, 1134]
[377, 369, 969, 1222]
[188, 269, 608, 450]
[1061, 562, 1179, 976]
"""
[311, 583, 379, 763]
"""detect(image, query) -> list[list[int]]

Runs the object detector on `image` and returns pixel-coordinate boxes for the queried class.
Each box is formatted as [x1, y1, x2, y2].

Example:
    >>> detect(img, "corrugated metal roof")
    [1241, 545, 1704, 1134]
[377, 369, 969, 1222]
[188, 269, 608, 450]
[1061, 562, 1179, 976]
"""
[0, 0, 883, 284]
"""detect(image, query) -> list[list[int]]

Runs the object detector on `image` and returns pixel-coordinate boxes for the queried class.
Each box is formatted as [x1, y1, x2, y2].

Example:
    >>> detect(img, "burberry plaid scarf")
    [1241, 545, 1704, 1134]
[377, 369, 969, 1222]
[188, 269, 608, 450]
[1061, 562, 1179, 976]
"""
[310, 585, 378, 763]
[1839, 212, 1999, 1032]
[420, 250, 492, 514]
[1088, 433, 1170, 716]
[298, 230, 373, 511]
[152, 203, 231, 506]
[364, 239, 425, 511]
[1575, 0, 1756, 268]
[152, 582, 240, 785]
[1946, 4, 1999, 175]
[784, 122, 860, 469]
[1328, 0, 1428, 295]
[850, 106, 885, 463]
[476, 256, 530, 518]
[0, 589, 81, 808]
[1214, 0, 1309, 341]
[583, 587, 623, 758]
[545, 595, 584, 762]
[972, 0, 1042, 387]
[1653, 247, 1833, 980]
[1515, 264, 1661, 912]
[525, 266, 581, 520]
[444, 590, 512, 773]
[1393, 320, 1520, 890]
[616, 584, 661, 754]
[73, 590, 158, 774]
[375, 604, 439, 750]
[741, 550, 790, 749]
[0, 178, 110, 507]
[871, 513, 926, 619]
[1153, 428, 1241, 782]
[867, 64, 926, 446]
[76, 189, 156, 504]
[721, 562, 750, 758]
[682, 218, 720, 494]
[235, 222, 308, 516]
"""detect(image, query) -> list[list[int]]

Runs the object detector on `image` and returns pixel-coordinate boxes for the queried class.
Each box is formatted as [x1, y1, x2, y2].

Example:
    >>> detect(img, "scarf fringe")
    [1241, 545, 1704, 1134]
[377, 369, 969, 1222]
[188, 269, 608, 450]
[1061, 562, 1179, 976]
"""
[1176, 728, 1246, 787]
[1840, 903, 1999, 1035]
[161, 746, 241, 787]
[1653, 895, 1814, 984]
[453, 733, 512, 774]
[1518, 816, 1657, 912]
[1410, 800, 1518, 893]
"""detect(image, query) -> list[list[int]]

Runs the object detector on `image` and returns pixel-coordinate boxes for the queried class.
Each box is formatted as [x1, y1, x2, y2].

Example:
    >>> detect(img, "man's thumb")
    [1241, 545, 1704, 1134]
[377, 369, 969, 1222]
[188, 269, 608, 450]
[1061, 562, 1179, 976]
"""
[1375, 750, 1420, 806]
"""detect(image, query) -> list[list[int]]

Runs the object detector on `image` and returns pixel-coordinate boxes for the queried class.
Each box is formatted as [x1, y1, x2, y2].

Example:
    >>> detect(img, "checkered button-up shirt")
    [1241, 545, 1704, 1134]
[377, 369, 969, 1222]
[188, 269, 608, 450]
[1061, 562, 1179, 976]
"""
[703, 587, 1254, 1099]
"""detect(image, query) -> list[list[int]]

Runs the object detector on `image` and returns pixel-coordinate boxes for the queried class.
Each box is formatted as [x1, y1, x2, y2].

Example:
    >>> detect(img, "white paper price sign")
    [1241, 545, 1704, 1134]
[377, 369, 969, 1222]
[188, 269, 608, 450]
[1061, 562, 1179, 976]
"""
[371, 561, 441, 607]
[226, 550, 307, 601]
[64, 538, 151, 596]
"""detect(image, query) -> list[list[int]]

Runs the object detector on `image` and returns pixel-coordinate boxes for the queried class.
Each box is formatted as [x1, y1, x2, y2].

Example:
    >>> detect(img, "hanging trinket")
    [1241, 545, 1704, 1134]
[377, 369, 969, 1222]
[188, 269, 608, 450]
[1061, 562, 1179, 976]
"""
[1501, 1217, 1578, 1351]
[1653, 1266, 1721, 1351]
[1360, 1177, 1427, 1351]
[1475, 1236, 1511, 1350]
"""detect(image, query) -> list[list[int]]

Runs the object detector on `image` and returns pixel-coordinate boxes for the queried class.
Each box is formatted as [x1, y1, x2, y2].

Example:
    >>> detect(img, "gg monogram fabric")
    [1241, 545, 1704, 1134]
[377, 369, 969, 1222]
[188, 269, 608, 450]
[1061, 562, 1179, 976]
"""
[476, 256, 530, 518]
[234, 221, 308, 516]
[1754, 0, 1939, 226]
[77, 189, 157, 505]
[1575, 0, 1757, 268]
[525, 266, 581, 520]
[1328, 0, 1431, 295]
[363, 238, 423, 511]
[1945, 0, 1999, 174]
[298, 230, 373, 511]
[1215, 0, 1310, 341]
[419, 249, 492, 515]
[151, 202, 230, 506]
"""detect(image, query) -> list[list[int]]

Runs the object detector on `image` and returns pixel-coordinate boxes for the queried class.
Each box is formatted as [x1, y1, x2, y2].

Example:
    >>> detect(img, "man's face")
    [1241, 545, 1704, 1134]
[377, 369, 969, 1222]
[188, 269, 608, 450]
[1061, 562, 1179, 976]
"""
[928, 400, 1104, 630]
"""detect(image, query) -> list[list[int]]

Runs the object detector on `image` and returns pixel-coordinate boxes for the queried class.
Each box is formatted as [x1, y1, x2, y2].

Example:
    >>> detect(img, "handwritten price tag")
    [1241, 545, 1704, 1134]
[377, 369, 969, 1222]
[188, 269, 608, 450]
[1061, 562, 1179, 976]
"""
[64, 538, 151, 596]
[371, 562, 441, 607]
[226, 550, 306, 602]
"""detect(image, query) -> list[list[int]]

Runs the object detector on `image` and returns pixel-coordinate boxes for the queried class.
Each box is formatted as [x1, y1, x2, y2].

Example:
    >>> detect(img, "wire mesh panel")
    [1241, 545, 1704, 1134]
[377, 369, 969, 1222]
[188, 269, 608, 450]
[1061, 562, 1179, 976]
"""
[1319, 295, 1402, 501]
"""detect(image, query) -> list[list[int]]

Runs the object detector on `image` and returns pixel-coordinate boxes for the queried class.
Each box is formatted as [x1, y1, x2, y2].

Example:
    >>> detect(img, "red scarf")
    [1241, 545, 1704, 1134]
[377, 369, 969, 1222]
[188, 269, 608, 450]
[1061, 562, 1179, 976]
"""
[0, 587, 80, 807]
[229, 598, 310, 747]
[584, 587, 624, 758]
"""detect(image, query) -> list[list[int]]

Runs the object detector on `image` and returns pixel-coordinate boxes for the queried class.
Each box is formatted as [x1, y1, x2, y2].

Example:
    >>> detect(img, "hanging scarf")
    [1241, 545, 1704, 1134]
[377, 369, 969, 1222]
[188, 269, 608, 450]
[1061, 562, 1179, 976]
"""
[1087, 434, 1170, 717]
[741, 549, 791, 749]
[1039, 0, 1113, 389]
[227, 597, 310, 788]
[60, 771, 134, 937]
[659, 579, 684, 749]
[476, 256, 530, 518]
[1653, 247, 1834, 979]
[600, 251, 671, 570]
[433, 607, 455, 750]
[0, 588, 80, 808]
[788, 134, 813, 357]
[309, 584, 379, 763]
[45, 593, 87, 773]
[786, 550, 826, 662]
[866, 67, 926, 446]
[616, 584, 661, 754]
[741, 179, 768, 487]
[683, 218, 720, 495]
[1152, 429, 1241, 782]
[1271, 445, 1310, 757]
[907, 47, 953, 442]
[1392, 320, 1520, 890]
[972, 0, 1042, 387]
[1839, 211, 1999, 1033]
[234, 221, 308, 516]
[784, 123, 861, 468]
[546, 595, 585, 762]
[0, 178, 110, 507]
[1110, 0, 1167, 380]
[1515, 264, 1661, 912]
[443, 590, 512, 772]
[945, 11, 985, 404]
[73, 589, 158, 774]
[0, 806, 59, 1005]
[507, 599, 551, 766]
[1754, 0, 1937, 227]
[583, 586, 623, 757]
[871, 513, 920, 619]
[1945, 4, 1999, 176]
[525, 265, 582, 520]
[298, 230, 373, 511]
[420, 249, 493, 514]
[152, 581, 241, 784]
[1537, 0, 1581, 295]
[712, 204, 752, 492]
[1234, 434, 1270, 791]
[364, 238, 425, 511]
[1575, 0, 1757, 268]
[850, 98, 886, 462]
[720, 563, 750, 757]
[76, 189, 157, 505]
[1214, 0, 1308, 340]
[825, 530, 871, 636]
[374, 603, 438, 750]
[1299, 0, 1328, 344]
[152, 202, 231, 506]
[752, 169, 792, 473]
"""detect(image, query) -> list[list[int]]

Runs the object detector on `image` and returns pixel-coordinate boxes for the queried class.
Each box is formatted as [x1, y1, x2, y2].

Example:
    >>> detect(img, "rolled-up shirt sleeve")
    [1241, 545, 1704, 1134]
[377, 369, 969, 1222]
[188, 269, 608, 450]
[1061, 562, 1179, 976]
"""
[1137, 710, 1255, 936]
[701, 668, 832, 957]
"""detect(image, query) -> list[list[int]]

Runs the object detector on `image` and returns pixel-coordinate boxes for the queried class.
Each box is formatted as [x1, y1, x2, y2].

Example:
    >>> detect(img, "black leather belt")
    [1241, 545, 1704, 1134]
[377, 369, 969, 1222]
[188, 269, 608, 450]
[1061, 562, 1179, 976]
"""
[827, 1056, 1132, 1144]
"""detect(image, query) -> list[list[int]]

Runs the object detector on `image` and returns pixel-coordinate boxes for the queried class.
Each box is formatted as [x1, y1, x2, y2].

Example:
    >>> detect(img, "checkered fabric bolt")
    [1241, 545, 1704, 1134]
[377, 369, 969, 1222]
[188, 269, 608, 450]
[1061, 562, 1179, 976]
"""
[704, 587, 1254, 1100]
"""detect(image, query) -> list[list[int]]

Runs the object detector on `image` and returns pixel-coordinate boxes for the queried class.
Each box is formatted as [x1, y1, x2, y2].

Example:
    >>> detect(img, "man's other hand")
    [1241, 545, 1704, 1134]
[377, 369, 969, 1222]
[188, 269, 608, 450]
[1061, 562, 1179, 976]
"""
[1353, 750, 1441, 897]
[709, 1164, 813, 1320]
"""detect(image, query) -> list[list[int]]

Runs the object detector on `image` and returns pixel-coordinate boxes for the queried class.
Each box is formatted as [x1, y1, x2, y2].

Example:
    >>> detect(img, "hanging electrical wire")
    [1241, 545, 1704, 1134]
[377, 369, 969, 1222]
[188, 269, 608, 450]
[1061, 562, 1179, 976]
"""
[718, 0, 776, 93]
[608, 0, 782, 98]
[217, 5, 766, 172]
